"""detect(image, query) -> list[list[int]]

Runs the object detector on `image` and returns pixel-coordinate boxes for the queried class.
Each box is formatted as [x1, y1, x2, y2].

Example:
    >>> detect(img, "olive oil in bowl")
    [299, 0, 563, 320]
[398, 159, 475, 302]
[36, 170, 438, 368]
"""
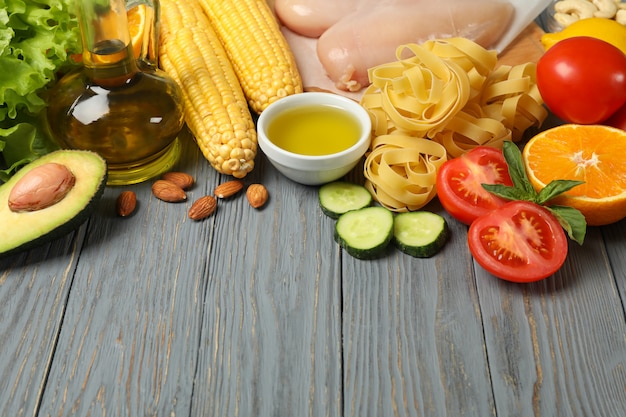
[266, 104, 362, 156]
[257, 92, 372, 185]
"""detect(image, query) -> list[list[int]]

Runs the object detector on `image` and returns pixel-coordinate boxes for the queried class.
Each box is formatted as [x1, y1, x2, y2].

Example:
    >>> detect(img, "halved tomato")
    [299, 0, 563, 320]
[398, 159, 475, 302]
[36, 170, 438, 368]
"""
[436, 146, 513, 225]
[468, 201, 568, 283]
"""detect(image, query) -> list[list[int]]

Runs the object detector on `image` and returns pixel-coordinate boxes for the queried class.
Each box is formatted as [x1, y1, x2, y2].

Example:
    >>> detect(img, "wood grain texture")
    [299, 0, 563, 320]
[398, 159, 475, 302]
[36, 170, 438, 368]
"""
[477, 227, 626, 417]
[341, 202, 497, 417]
[1, 138, 626, 416]
[36, 136, 208, 416]
[498, 23, 546, 66]
[191, 156, 343, 416]
[0, 229, 86, 417]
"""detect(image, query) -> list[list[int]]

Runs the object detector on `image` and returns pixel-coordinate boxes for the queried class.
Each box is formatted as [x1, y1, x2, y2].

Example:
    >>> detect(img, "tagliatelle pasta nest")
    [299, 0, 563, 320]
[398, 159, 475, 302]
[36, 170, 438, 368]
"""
[364, 134, 447, 212]
[360, 37, 548, 212]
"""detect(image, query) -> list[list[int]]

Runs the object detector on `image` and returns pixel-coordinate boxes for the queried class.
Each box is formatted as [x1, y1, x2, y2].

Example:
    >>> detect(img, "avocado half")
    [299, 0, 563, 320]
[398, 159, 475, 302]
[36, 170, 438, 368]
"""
[0, 150, 107, 257]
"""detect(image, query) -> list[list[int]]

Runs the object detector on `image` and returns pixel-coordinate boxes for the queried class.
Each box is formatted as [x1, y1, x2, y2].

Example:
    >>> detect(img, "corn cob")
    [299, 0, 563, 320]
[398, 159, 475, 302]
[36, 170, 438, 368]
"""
[159, 0, 257, 178]
[197, 0, 303, 114]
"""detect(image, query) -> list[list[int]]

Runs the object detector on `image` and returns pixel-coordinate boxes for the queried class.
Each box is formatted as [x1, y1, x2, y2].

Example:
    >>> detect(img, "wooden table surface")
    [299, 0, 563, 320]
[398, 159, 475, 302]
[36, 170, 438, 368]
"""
[2, 18, 626, 417]
[2, 113, 626, 416]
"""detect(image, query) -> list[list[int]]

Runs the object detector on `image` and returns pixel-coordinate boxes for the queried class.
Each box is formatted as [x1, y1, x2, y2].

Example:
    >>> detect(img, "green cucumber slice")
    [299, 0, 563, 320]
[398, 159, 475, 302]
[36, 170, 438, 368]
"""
[319, 181, 372, 219]
[393, 211, 449, 258]
[334, 206, 393, 259]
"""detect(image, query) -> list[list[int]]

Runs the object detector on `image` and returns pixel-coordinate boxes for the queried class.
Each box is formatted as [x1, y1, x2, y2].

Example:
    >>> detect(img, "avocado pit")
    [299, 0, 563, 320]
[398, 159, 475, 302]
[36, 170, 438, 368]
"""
[8, 162, 76, 212]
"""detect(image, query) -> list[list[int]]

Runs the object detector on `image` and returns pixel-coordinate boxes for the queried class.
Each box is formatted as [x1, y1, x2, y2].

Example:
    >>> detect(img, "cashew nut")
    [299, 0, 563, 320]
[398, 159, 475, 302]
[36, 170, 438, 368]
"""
[554, 12, 580, 26]
[592, 0, 618, 18]
[554, 0, 599, 20]
[617, 8, 626, 24]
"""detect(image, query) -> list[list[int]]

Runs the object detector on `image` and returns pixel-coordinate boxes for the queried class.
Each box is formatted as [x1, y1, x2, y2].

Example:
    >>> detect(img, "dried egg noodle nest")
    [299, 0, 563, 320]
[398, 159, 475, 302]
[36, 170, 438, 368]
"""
[480, 63, 547, 142]
[364, 134, 447, 212]
[360, 38, 547, 212]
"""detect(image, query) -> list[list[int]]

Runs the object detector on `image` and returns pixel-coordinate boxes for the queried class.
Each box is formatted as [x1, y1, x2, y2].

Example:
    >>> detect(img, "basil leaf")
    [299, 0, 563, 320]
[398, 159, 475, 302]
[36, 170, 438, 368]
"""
[502, 141, 536, 196]
[536, 179, 585, 205]
[482, 183, 530, 201]
[546, 205, 587, 245]
[480, 141, 588, 246]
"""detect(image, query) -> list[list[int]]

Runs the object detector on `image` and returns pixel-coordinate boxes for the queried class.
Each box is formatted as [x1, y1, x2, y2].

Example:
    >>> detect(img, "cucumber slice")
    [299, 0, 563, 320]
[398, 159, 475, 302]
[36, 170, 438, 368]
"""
[334, 206, 394, 259]
[393, 211, 449, 258]
[319, 181, 372, 219]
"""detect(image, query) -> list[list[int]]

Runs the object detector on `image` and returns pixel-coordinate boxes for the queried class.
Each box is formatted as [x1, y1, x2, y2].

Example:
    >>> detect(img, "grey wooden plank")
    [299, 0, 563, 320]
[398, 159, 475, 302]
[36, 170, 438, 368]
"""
[191, 156, 343, 416]
[341, 203, 497, 417]
[36, 135, 211, 416]
[600, 221, 626, 317]
[477, 227, 626, 417]
[0, 226, 85, 417]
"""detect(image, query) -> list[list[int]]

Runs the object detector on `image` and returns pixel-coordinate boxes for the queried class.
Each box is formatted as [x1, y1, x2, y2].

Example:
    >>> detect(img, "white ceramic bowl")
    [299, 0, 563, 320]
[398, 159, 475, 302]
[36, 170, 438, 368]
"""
[257, 92, 371, 186]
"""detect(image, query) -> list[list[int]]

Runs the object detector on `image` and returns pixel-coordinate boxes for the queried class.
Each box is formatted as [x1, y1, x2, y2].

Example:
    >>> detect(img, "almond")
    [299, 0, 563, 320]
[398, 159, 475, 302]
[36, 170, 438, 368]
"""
[152, 180, 186, 202]
[188, 195, 217, 220]
[116, 191, 137, 217]
[8, 163, 76, 212]
[162, 171, 194, 190]
[214, 180, 244, 198]
[246, 184, 268, 209]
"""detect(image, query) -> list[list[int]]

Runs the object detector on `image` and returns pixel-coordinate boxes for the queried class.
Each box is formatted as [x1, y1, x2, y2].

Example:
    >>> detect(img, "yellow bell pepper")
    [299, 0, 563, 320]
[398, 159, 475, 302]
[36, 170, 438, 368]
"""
[541, 17, 626, 55]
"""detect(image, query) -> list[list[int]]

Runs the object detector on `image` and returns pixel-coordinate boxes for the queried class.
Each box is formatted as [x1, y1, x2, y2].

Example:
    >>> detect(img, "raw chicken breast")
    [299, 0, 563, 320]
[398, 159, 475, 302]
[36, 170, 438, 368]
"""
[274, 0, 379, 38]
[316, 0, 515, 91]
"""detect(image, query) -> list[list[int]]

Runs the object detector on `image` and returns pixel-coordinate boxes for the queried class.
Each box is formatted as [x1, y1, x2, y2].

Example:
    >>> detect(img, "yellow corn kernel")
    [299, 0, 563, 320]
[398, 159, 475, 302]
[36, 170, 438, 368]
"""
[159, 0, 257, 178]
[197, 0, 303, 114]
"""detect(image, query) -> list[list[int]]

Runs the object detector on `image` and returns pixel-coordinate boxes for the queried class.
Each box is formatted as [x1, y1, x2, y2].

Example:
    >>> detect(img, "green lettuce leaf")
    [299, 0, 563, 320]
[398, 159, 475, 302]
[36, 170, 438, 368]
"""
[0, 112, 60, 182]
[0, 0, 81, 181]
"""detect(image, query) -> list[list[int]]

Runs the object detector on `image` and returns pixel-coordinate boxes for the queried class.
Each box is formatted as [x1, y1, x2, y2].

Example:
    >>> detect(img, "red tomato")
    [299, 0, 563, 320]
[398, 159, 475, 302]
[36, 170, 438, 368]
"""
[468, 201, 568, 283]
[536, 36, 626, 124]
[604, 101, 626, 130]
[436, 146, 513, 225]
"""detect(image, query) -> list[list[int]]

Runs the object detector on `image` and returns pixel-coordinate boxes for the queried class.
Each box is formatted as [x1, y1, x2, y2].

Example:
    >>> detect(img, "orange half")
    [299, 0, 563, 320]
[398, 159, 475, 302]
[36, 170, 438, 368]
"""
[126, 4, 149, 59]
[523, 124, 626, 226]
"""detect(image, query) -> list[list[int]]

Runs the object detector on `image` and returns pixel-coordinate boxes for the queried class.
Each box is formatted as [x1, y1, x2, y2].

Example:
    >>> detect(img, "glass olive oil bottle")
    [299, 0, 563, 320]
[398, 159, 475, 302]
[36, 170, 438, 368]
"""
[47, 0, 184, 185]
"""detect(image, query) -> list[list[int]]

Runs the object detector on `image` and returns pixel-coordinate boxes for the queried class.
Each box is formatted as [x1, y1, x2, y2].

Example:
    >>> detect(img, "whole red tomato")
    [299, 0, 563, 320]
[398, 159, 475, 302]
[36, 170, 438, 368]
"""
[436, 146, 513, 225]
[604, 101, 626, 130]
[468, 201, 568, 283]
[536, 36, 626, 124]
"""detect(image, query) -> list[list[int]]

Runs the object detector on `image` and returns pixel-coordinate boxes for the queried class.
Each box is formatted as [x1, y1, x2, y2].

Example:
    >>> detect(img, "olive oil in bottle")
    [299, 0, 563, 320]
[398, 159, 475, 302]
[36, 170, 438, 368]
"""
[47, 0, 184, 185]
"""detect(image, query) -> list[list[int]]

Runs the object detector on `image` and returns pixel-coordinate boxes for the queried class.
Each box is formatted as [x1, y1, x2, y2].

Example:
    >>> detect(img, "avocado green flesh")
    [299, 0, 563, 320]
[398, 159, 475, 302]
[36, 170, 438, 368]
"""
[0, 150, 107, 257]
